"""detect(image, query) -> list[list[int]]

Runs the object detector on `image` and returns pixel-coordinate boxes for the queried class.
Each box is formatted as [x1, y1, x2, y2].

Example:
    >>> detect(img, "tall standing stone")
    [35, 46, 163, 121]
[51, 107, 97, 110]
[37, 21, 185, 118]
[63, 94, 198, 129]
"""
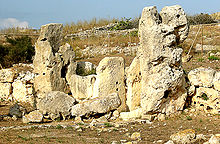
[138, 5, 188, 115]
[125, 5, 189, 117]
[33, 23, 75, 99]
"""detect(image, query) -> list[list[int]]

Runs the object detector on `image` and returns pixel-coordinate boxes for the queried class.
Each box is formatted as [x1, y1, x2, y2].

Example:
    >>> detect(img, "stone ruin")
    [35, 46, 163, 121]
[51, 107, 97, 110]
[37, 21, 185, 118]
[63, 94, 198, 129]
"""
[0, 5, 219, 123]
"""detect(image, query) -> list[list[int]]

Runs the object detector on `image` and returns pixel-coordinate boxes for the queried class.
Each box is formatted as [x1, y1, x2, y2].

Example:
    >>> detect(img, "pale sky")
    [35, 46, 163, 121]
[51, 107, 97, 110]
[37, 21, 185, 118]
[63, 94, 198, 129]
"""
[0, 0, 219, 29]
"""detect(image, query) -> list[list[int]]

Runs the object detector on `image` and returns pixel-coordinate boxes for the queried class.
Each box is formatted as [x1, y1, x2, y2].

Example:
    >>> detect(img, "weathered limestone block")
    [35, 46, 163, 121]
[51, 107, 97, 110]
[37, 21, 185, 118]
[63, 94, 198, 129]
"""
[71, 93, 121, 117]
[37, 91, 76, 120]
[12, 80, 35, 105]
[59, 43, 76, 83]
[170, 129, 196, 144]
[119, 108, 143, 121]
[68, 74, 96, 100]
[93, 57, 126, 111]
[22, 110, 43, 123]
[0, 68, 15, 82]
[213, 71, 220, 91]
[192, 87, 220, 114]
[0, 82, 12, 99]
[33, 24, 75, 98]
[137, 5, 188, 115]
[188, 67, 216, 88]
[125, 57, 141, 111]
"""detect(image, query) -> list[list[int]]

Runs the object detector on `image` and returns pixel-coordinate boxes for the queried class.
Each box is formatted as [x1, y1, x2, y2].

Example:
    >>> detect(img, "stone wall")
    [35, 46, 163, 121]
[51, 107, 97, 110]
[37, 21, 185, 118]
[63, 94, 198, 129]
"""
[188, 67, 220, 114]
[0, 64, 36, 107]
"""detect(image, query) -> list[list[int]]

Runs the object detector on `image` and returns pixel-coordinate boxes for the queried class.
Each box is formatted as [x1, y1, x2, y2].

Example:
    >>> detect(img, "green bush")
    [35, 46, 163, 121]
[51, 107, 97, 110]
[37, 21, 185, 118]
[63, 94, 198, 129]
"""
[187, 13, 216, 25]
[76, 67, 96, 76]
[0, 36, 34, 68]
[208, 55, 220, 60]
[110, 17, 133, 30]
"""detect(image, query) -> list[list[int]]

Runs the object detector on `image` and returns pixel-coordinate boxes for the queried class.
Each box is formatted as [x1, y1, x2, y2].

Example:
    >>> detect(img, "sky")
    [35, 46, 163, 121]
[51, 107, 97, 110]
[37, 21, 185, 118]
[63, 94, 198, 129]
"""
[0, 0, 219, 29]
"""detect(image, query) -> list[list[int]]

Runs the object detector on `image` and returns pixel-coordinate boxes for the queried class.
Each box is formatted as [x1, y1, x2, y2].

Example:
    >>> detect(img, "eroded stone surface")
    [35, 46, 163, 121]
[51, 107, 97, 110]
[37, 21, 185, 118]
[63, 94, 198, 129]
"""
[170, 129, 196, 144]
[37, 91, 76, 120]
[22, 110, 43, 123]
[0, 82, 11, 100]
[33, 23, 75, 99]
[68, 74, 96, 100]
[0, 68, 15, 83]
[93, 57, 126, 112]
[188, 67, 216, 88]
[134, 5, 188, 115]
[192, 87, 220, 114]
[125, 57, 141, 111]
[71, 93, 121, 117]
[12, 80, 35, 106]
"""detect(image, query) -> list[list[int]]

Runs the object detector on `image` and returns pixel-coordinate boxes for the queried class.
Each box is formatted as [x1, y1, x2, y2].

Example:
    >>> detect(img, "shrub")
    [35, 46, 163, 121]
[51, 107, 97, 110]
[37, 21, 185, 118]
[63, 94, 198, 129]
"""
[76, 67, 96, 76]
[0, 36, 34, 68]
[201, 93, 209, 101]
[208, 55, 220, 60]
[187, 13, 216, 25]
[110, 17, 133, 30]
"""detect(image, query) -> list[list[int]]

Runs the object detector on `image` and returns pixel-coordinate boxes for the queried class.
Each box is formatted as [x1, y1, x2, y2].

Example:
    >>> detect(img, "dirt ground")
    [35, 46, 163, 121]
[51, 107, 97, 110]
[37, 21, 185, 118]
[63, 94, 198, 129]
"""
[0, 101, 219, 144]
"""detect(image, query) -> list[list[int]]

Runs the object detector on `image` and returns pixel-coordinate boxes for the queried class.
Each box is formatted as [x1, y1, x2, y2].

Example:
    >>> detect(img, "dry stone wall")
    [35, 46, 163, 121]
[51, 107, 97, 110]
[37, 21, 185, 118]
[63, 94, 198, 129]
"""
[188, 67, 220, 114]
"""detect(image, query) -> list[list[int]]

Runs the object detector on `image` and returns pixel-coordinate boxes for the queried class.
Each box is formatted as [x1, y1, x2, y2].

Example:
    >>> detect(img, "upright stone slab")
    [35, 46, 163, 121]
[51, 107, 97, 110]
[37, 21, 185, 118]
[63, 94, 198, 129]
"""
[126, 57, 141, 111]
[68, 74, 96, 100]
[33, 24, 75, 99]
[137, 5, 188, 115]
[93, 57, 126, 111]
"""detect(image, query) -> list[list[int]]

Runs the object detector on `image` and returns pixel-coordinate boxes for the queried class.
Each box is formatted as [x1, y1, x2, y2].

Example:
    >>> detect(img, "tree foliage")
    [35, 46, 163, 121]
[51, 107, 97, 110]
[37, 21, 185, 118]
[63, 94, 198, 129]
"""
[0, 36, 35, 68]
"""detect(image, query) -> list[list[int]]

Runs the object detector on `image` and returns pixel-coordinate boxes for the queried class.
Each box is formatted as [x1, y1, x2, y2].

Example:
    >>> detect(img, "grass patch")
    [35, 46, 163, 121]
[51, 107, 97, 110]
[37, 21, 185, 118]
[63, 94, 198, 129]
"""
[201, 93, 209, 101]
[56, 124, 63, 129]
[104, 122, 113, 127]
[186, 116, 192, 120]
[17, 135, 30, 141]
[208, 55, 220, 60]
[198, 58, 204, 62]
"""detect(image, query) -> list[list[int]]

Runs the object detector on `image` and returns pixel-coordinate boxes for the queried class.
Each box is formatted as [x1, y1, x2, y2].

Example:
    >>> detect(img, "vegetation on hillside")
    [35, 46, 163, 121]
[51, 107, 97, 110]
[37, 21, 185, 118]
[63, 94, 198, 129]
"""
[0, 36, 34, 68]
[187, 13, 216, 25]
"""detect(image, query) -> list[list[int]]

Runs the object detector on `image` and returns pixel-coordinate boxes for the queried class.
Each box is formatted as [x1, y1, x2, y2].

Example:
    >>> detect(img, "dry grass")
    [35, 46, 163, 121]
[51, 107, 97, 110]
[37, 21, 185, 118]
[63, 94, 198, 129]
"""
[63, 17, 118, 35]
[63, 33, 139, 50]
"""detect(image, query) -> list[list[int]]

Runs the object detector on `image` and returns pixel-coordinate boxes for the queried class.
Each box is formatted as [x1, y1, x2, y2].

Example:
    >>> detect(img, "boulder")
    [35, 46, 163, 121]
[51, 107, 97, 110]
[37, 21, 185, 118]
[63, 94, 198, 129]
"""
[12, 80, 35, 106]
[93, 57, 126, 112]
[188, 67, 216, 88]
[0, 68, 15, 82]
[0, 82, 12, 99]
[119, 108, 143, 121]
[9, 103, 26, 118]
[71, 93, 121, 117]
[206, 134, 220, 144]
[37, 91, 76, 120]
[192, 87, 220, 114]
[170, 129, 196, 144]
[125, 57, 141, 111]
[22, 110, 43, 123]
[68, 74, 96, 100]
[135, 5, 188, 115]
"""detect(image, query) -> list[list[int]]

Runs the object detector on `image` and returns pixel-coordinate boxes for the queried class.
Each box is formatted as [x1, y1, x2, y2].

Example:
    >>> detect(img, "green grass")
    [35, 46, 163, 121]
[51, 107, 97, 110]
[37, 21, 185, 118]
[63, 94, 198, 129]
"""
[201, 93, 209, 101]
[56, 124, 63, 129]
[186, 116, 192, 120]
[198, 58, 204, 62]
[208, 55, 220, 60]
[104, 122, 113, 127]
